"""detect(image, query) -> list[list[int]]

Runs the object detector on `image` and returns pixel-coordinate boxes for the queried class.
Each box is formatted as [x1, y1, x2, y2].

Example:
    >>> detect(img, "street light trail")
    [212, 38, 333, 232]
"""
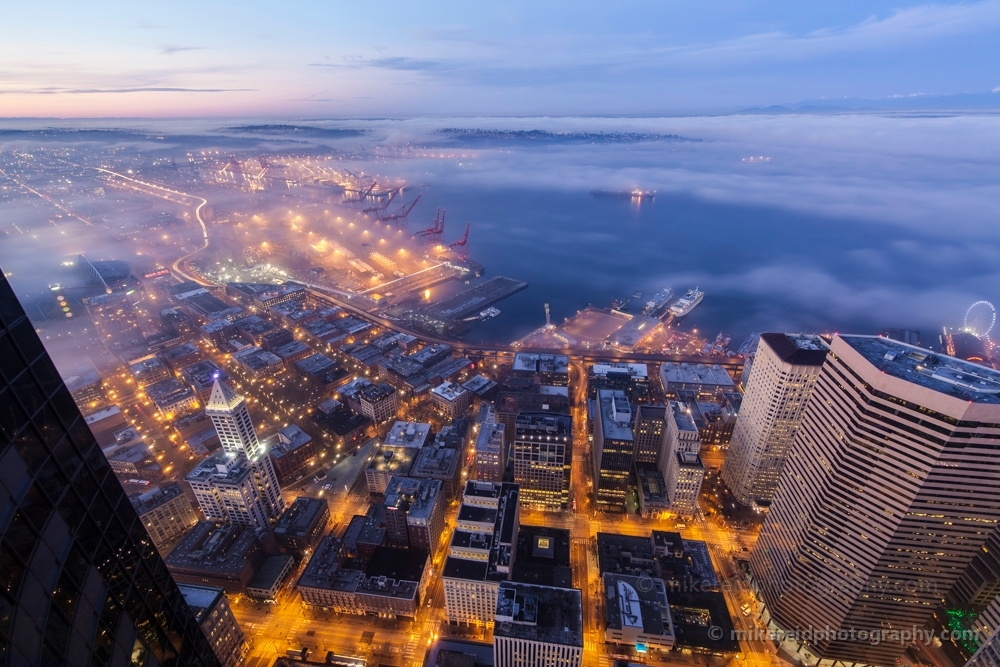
[91, 166, 212, 285]
[0, 167, 96, 226]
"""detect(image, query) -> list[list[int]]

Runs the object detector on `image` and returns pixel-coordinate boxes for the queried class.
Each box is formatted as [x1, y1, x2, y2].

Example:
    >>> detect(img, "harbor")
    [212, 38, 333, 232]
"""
[513, 284, 731, 357]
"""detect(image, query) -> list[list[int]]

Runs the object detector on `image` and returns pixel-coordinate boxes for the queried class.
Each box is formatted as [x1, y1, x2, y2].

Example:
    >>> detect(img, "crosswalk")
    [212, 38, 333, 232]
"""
[402, 637, 419, 665]
[286, 618, 305, 642]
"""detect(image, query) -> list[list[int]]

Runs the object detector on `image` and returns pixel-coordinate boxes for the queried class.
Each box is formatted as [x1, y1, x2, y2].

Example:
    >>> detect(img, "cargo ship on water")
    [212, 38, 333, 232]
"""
[643, 288, 674, 318]
[590, 189, 656, 201]
[669, 288, 704, 318]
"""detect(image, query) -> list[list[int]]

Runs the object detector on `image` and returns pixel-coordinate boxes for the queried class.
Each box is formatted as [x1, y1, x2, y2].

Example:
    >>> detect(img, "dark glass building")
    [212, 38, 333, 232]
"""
[0, 273, 220, 667]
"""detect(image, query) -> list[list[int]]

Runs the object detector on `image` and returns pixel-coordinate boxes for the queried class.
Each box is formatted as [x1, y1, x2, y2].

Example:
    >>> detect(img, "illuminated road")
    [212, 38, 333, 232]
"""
[90, 167, 211, 285]
[689, 512, 776, 667]
[234, 490, 460, 667]
[0, 167, 96, 226]
[302, 283, 745, 370]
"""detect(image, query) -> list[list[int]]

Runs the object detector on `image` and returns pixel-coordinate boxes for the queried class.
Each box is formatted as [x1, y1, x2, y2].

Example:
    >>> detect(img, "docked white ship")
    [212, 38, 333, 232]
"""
[464, 306, 501, 322]
[669, 288, 704, 318]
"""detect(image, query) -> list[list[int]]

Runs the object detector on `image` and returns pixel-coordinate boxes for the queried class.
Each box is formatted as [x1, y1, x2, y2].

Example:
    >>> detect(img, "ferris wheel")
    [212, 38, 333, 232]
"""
[964, 301, 996, 339]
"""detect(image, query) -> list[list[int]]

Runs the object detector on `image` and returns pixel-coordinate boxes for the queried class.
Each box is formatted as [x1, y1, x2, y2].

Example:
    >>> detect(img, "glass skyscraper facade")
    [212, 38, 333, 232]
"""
[0, 273, 219, 667]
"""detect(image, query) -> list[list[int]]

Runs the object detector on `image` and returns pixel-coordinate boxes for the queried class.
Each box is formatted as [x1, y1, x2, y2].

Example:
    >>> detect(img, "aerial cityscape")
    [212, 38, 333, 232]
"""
[2, 4, 1000, 667]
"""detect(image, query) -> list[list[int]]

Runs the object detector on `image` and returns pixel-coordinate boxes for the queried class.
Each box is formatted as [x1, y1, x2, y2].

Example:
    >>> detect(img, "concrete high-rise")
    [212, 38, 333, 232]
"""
[662, 402, 705, 519]
[751, 334, 1000, 666]
[474, 405, 505, 482]
[633, 404, 666, 465]
[665, 451, 704, 519]
[662, 401, 701, 476]
[442, 481, 520, 627]
[493, 582, 583, 667]
[130, 481, 199, 553]
[722, 333, 826, 507]
[593, 390, 635, 512]
[382, 476, 444, 551]
[512, 412, 572, 511]
[177, 584, 249, 667]
[186, 454, 278, 532]
[0, 273, 219, 666]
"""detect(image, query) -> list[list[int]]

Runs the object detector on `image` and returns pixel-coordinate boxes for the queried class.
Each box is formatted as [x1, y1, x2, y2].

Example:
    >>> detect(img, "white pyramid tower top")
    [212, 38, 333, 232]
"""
[206, 378, 243, 413]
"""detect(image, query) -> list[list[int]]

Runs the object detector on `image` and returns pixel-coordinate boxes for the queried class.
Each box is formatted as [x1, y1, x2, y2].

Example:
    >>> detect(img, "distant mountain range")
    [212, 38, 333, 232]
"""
[221, 124, 367, 137]
[434, 128, 695, 145]
[742, 90, 1000, 114]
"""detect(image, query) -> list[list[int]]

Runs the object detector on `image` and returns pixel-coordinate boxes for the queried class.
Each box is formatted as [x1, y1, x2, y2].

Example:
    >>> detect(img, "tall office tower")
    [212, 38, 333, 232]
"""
[662, 401, 701, 476]
[949, 526, 1000, 610]
[493, 582, 583, 667]
[721, 333, 826, 507]
[474, 405, 506, 482]
[587, 363, 649, 402]
[204, 379, 283, 520]
[512, 412, 572, 511]
[0, 274, 219, 666]
[665, 451, 704, 519]
[442, 481, 520, 627]
[751, 335, 1000, 666]
[185, 453, 276, 532]
[633, 404, 666, 465]
[593, 390, 635, 512]
[382, 476, 444, 551]
[967, 595, 1000, 667]
[206, 380, 261, 459]
[662, 402, 704, 519]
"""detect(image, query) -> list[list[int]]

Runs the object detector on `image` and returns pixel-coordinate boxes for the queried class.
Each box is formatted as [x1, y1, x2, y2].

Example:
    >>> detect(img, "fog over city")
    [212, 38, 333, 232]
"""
[2, 113, 997, 345]
[4, 4, 1000, 667]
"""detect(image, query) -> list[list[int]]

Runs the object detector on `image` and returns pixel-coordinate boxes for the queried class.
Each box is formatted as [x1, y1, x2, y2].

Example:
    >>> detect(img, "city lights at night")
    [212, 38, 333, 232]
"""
[2, 4, 1000, 667]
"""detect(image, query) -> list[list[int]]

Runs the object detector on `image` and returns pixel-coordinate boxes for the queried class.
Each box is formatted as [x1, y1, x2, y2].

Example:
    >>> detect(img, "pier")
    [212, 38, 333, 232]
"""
[426, 276, 529, 320]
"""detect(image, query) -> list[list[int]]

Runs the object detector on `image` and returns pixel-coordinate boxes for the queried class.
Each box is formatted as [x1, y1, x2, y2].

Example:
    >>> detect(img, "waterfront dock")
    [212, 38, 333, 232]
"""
[427, 276, 529, 320]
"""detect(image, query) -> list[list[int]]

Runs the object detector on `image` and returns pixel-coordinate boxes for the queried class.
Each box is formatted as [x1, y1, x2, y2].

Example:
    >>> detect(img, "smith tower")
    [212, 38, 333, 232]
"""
[185, 379, 283, 530]
[205, 379, 264, 460]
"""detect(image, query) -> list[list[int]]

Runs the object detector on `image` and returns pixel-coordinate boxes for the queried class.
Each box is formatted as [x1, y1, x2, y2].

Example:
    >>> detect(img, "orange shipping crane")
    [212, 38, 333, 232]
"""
[414, 208, 446, 243]
[362, 188, 398, 217]
[449, 222, 471, 259]
[382, 193, 422, 228]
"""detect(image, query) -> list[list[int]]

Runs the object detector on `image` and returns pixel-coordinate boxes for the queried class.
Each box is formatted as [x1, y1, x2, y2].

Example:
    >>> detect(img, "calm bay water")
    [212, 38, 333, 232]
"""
[412, 185, 962, 348]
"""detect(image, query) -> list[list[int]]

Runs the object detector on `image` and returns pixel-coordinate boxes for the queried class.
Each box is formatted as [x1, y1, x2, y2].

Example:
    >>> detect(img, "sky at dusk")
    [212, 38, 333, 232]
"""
[3, 0, 1000, 117]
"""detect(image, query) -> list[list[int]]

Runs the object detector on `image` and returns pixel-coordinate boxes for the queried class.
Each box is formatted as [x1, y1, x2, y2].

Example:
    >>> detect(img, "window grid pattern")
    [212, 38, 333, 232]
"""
[0, 273, 219, 667]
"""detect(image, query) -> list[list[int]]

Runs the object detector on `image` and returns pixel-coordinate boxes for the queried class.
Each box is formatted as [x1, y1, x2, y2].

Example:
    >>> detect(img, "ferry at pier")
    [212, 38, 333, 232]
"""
[669, 288, 704, 318]
[479, 306, 501, 320]
[463, 306, 501, 322]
